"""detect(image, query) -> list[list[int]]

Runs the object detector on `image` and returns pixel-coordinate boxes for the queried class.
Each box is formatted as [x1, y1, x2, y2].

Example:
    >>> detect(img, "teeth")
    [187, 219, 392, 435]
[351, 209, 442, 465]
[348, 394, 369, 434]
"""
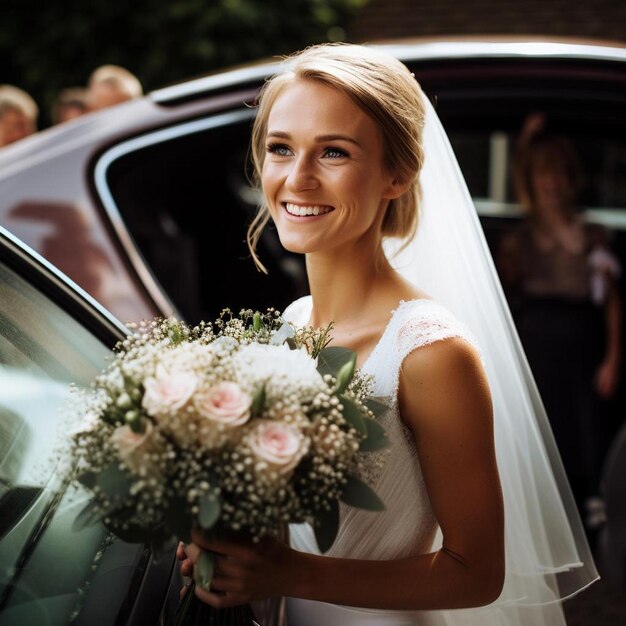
[285, 203, 333, 217]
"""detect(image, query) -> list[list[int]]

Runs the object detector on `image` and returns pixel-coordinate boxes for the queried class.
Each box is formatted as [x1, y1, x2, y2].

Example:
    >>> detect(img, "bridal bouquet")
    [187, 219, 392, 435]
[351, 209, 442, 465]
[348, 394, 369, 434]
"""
[70, 310, 389, 592]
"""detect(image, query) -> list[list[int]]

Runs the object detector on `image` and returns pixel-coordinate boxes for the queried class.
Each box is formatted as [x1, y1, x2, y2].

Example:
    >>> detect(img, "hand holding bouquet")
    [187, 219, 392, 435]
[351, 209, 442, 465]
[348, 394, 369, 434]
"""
[70, 310, 389, 617]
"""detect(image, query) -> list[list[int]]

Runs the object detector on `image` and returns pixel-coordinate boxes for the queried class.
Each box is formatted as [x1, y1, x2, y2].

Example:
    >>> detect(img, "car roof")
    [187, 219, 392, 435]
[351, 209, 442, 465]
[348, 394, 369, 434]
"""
[0, 37, 624, 173]
[150, 37, 626, 105]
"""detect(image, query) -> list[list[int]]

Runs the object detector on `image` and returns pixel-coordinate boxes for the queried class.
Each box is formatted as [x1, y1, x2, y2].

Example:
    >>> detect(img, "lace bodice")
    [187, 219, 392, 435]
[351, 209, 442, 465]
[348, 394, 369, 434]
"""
[283, 296, 481, 562]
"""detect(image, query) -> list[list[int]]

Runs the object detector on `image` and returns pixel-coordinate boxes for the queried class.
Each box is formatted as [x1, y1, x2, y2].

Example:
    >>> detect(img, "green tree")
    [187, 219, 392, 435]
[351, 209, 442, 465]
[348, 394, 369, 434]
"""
[1, 0, 367, 128]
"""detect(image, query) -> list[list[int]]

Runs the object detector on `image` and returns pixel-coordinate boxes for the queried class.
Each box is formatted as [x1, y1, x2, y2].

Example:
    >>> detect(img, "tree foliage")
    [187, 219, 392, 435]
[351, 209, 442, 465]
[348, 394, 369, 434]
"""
[1, 0, 367, 127]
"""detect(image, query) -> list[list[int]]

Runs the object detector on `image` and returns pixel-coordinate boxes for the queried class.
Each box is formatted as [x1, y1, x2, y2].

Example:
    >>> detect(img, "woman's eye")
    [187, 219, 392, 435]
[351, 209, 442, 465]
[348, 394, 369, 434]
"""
[323, 147, 349, 159]
[266, 143, 292, 157]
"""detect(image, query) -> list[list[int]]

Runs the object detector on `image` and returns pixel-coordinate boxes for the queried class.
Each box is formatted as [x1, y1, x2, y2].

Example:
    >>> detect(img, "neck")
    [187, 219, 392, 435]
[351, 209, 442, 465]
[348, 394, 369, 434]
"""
[305, 232, 396, 329]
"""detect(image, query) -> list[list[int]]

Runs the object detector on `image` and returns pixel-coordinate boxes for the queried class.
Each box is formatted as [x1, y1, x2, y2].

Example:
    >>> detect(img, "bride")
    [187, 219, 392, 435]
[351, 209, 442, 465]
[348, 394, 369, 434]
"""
[180, 43, 597, 625]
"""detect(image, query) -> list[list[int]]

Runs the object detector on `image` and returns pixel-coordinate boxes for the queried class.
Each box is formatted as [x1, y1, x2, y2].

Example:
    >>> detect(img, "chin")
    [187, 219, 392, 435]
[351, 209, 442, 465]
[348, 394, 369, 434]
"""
[277, 233, 317, 255]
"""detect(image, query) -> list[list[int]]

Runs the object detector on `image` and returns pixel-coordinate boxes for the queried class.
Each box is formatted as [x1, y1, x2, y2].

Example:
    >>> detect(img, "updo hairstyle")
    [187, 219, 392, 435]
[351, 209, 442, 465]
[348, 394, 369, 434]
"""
[247, 43, 427, 272]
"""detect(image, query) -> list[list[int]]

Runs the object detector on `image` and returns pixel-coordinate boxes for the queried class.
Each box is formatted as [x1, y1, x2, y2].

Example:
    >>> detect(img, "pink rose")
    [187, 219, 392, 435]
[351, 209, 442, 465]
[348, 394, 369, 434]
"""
[194, 382, 251, 426]
[142, 370, 198, 417]
[246, 420, 309, 477]
[110, 421, 163, 477]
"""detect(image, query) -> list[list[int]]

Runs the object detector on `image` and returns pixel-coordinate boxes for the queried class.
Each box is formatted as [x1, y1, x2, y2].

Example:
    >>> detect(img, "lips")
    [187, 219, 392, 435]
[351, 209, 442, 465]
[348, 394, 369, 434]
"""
[283, 202, 334, 217]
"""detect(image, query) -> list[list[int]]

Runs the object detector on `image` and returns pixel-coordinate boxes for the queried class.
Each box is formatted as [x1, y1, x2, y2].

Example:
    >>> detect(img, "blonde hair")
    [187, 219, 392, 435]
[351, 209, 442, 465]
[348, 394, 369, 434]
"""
[88, 65, 143, 98]
[247, 43, 426, 272]
[0, 85, 38, 121]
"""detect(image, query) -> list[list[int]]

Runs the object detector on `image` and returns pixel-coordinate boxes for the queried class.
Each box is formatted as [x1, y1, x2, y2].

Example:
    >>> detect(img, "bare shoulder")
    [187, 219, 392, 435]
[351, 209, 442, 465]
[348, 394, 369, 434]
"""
[399, 337, 492, 434]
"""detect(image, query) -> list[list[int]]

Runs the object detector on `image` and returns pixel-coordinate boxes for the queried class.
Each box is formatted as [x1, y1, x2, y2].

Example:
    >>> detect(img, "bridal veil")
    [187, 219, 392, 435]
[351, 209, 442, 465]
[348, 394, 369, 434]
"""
[385, 91, 598, 618]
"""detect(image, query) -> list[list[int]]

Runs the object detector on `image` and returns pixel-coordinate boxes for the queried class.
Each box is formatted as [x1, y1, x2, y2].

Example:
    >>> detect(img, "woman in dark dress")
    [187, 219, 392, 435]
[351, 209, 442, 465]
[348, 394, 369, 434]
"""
[498, 126, 622, 519]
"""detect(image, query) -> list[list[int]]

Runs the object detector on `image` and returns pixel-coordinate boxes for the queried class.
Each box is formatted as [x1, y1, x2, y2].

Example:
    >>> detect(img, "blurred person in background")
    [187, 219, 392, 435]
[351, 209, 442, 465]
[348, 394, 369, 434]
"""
[0, 85, 38, 147]
[52, 87, 88, 124]
[498, 114, 623, 531]
[86, 64, 143, 111]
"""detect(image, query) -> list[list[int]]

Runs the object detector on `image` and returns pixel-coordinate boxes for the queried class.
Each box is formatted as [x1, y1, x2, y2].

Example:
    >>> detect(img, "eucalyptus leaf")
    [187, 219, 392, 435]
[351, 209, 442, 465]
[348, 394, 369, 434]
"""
[76, 471, 97, 490]
[313, 499, 339, 553]
[198, 493, 221, 530]
[252, 312, 263, 332]
[341, 473, 385, 511]
[365, 397, 389, 420]
[317, 346, 356, 378]
[72, 499, 102, 532]
[360, 418, 390, 452]
[335, 354, 356, 394]
[251, 384, 266, 417]
[339, 395, 366, 435]
[96, 463, 131, 499]
[194, 550, 215, 590]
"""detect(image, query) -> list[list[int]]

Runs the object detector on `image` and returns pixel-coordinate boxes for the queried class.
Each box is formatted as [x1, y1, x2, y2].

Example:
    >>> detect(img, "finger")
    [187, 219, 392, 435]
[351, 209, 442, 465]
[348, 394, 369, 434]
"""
[214, 557, 245, 578]
[176, 542, 188, 561]
[180, 558, 193, 577]
[191, 528, 253, 560]
[194, 585, 241, 609]
[209, 574, 244, 593]
[179, 579, 192, 601]
[184, 542, 202, 564]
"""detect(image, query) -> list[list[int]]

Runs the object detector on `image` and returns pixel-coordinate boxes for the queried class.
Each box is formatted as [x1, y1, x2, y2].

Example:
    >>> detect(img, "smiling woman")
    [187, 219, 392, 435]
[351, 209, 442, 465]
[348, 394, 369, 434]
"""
[178, 43, 597, 626]
[261, 79, 407, 259]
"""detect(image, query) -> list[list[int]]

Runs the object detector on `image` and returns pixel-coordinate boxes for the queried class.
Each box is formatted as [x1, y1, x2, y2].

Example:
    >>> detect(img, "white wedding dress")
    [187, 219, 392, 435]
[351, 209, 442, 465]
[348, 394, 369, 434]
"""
[282, 295, 568, 626]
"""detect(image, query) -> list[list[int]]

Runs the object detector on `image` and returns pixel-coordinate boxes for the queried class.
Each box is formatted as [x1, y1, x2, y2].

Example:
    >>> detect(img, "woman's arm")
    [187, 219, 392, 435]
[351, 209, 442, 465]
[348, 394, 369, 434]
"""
[596, 280, 622, 398]
[186, 337, 505, 610]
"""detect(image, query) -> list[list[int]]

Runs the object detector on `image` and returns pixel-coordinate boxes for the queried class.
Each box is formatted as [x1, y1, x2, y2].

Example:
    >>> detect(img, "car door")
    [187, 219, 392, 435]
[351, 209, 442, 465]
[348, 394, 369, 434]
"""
[0, 227, 176, 625]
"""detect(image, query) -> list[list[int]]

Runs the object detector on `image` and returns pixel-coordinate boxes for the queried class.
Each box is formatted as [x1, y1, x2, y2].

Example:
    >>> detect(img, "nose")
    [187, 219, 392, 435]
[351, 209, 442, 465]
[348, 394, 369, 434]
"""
[285, 154, 319, 192]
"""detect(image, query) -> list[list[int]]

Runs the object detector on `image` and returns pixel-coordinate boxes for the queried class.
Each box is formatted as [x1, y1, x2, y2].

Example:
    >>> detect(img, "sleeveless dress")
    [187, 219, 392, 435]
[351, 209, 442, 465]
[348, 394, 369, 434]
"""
[281, 296, 533, 626]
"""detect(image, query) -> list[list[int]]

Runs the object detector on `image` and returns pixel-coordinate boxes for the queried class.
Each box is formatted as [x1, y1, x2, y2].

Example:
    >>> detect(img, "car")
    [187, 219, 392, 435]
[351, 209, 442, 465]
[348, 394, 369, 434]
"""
[1, 38, 626, 621]
[1, 38, 625, 328]
[0, 225, 182, 625]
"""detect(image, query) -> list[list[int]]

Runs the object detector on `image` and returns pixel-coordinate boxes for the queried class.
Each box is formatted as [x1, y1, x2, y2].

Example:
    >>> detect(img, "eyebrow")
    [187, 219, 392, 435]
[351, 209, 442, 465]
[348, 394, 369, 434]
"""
[266, 131, 362, 148]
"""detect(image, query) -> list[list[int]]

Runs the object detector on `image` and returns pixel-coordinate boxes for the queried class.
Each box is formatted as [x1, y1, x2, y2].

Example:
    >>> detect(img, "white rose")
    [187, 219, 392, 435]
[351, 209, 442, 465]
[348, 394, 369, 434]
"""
[110, 420, 163, 477]
[142, 369, 198, 417]
[246, 420, 309, 478]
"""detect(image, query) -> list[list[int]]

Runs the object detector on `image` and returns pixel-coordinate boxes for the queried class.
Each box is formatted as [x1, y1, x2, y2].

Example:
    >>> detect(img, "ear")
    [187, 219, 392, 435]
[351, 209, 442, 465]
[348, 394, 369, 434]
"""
[383, 175, 412, 200]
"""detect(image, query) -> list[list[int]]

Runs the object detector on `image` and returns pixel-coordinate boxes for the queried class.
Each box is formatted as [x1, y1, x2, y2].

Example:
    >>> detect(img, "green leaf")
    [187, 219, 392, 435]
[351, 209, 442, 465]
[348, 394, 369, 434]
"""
[340, 473, 385, 511]
[359, 418, 390, 452]
[286, 337, 298, 350]
[317, 347, 356, 378]
[252, 312, 263, 332]
[251, 384, 266, 417]
[96, 463, 132, 499]
[198, 494, 221, 531]
[314, 499, 339, 553]
[365, 397, 389, 419]
[76, 471, 97, 490]
[335, 354, 356, 394]
[339, 395, 366, 435]
[194, 550, 215, 590]
[72, 499, 102, 532]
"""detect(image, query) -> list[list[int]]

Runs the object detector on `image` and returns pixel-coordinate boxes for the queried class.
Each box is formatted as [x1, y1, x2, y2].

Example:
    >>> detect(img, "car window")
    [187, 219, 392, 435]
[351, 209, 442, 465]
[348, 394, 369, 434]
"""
[101, 113, 308, 325]
[0, 260, 113, 625]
